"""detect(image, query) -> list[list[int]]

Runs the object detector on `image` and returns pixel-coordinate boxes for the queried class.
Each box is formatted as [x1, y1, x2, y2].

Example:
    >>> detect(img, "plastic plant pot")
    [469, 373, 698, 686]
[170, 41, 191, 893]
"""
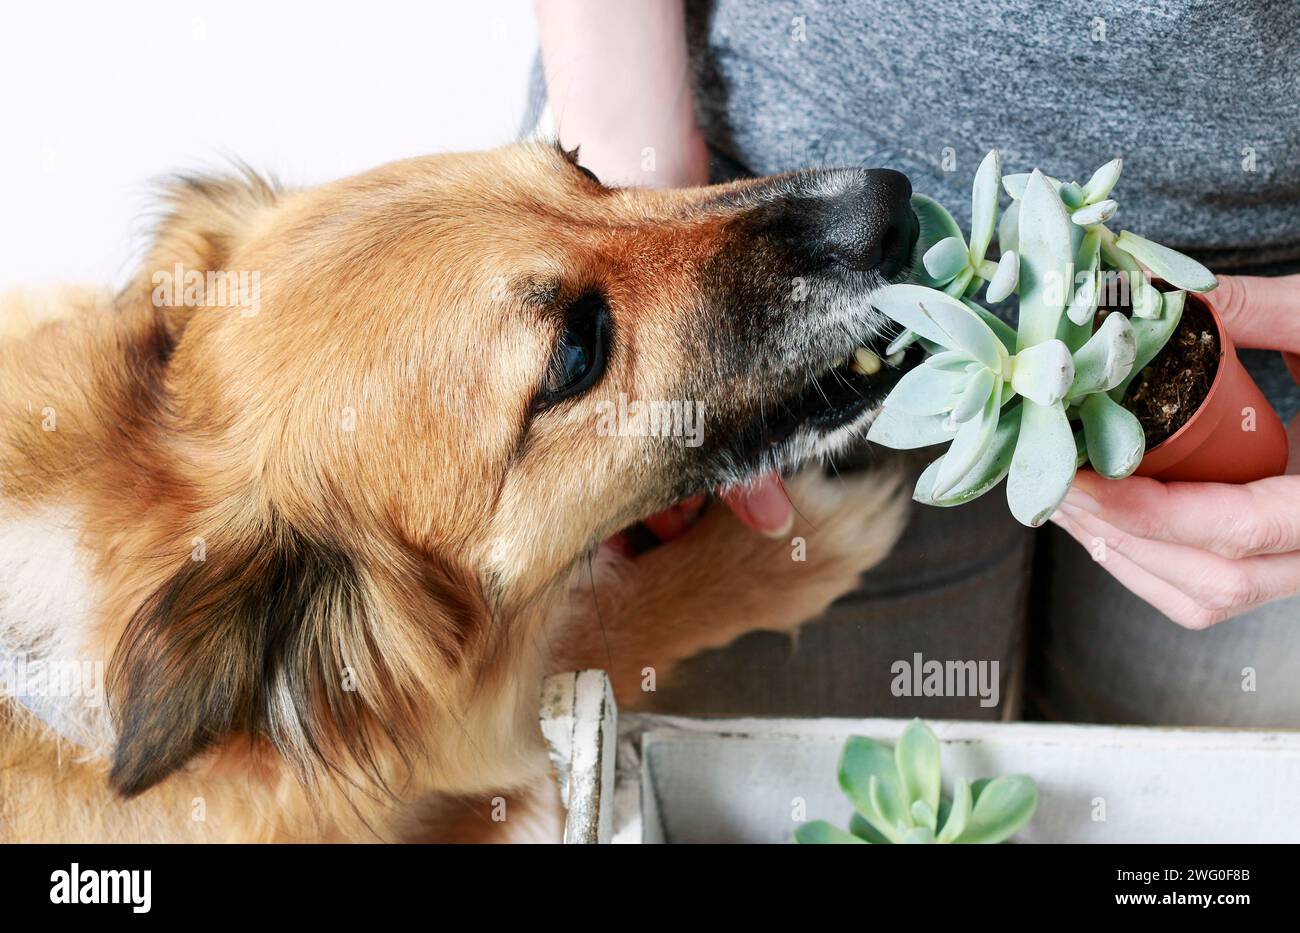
[1135, 290, 1289, 483]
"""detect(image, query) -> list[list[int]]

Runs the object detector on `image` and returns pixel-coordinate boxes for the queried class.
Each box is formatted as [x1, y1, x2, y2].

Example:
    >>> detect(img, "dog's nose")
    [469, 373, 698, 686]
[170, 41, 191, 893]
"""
[815, 168, 917, 279]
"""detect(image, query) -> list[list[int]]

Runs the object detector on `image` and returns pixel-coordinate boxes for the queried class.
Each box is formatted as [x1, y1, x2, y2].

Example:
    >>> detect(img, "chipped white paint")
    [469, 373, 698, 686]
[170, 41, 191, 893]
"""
[623, 716, 1300, 844]
[544, 681, 1300, 844]
[539, 670, 616, 844]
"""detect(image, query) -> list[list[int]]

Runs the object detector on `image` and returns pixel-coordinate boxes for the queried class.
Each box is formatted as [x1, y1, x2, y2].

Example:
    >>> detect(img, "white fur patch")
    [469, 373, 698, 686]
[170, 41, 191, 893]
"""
[0, 503, 112, 755]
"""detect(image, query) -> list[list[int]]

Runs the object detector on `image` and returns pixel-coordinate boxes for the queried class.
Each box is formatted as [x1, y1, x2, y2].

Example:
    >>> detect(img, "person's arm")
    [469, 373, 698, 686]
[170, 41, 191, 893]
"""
[533, 0, 707, 189]
[533, 0, 792, 536]
[1053, 273, 1300, 628]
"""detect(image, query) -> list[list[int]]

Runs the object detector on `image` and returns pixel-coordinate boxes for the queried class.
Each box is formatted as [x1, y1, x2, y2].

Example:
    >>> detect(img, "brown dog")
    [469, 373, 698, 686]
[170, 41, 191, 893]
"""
[0, 142, 917, 841]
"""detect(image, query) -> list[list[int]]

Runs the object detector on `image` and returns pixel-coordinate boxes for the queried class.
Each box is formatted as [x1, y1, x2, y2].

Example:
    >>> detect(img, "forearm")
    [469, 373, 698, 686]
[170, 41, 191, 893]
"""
[533, 0, 704, 186]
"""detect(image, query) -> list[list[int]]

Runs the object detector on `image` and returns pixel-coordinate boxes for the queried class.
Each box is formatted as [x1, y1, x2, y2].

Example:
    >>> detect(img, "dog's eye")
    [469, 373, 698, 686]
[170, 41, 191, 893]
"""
[537, 293, 611, 408]
[576, 164, 601, 185]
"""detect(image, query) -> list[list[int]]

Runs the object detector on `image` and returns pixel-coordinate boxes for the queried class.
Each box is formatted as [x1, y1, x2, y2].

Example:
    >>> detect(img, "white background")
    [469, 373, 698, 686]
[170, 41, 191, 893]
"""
[0, 1, 538, 290]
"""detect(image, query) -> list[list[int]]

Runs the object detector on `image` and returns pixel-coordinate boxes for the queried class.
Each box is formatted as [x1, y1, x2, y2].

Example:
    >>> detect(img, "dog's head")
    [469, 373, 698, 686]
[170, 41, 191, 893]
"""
[106, 143, 917, 798]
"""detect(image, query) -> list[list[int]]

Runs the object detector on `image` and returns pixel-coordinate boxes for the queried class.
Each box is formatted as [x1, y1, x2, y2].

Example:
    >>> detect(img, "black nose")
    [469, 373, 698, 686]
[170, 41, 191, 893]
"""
[817, 168, 917, 278]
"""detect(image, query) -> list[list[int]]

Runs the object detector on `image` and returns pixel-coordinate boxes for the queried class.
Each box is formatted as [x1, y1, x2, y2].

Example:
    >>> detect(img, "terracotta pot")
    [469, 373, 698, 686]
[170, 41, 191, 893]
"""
[1134, 290, 1289, 483]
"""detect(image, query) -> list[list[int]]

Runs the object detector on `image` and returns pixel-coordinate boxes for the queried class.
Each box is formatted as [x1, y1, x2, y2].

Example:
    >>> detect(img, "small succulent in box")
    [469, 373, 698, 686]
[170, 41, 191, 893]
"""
[795, 719, 1038, 844]
[866, 149, 1226, 525]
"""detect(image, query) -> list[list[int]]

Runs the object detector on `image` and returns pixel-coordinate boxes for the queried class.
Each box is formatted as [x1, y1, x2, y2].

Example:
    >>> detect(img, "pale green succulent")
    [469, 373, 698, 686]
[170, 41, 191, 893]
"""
[869, 150, 1216, 526]
[795, 720, 1038, 845]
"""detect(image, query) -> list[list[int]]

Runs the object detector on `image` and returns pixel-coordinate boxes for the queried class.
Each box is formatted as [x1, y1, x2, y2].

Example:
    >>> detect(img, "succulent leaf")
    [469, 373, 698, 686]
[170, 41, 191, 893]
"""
[838, 737, 909, 842]
[985, 250, 1020, 303]
[1071, 199, 1117, 226]
[1080, 392, 1145, 479]
[794, 820, 869, 844]
[1064, 228, 1104, 332]
[1006, 399, 1077, 526]
[1111, 289, 1186, 400]
[1010, 339, 1075, 406]
[913, 406, 1020, 507]
[849, 812, 892, 844]
[1058, 181, 1086, 209]
[1002, 172, 1065, 201]
[961, 299, 1018, 354]
[923, 235, 971, 285]
[1069, 311, 1137, 399]
[900, 826, 936, 844]
[969, 149, 1001, 264]
[1131, 277, 1164, 319]
[910, 800, 938, 834]
[872, 284, 1005, 370]
[1065, 269, 1099, 328]
[868, 407, 958, 448]
[1016, 171, 1075, 350]
[885, 329, 919, 356]
[1082, 157, 1123, 204]
[926, 349, 981, 371]
[944, 265, 977, 299]
[951, 367, 997, 423]
[937, 778, 973, 843]
[1116, 230, 1217, 292]
[997, 199, 1020, 254]
[868, 775, 909, 838]
[895, 719, 942, 819]
[932, 389, 1001, 497]
[885, 361, 974, 416]
[954, 775, 1038, 844]
[910, 194, 965, 288]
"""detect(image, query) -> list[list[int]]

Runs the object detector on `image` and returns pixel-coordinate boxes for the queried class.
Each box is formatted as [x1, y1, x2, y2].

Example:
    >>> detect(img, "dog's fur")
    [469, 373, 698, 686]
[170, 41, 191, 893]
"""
[0, 143, 910, 841]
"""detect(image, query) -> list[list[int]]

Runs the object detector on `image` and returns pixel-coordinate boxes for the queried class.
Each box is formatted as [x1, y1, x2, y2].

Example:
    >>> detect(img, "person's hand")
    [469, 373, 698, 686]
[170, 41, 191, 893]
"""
[1052, 273, 1300, 629]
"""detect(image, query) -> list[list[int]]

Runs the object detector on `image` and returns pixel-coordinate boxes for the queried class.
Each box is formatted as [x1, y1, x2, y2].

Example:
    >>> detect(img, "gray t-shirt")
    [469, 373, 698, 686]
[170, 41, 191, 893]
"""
[684, 0, 1300, 415]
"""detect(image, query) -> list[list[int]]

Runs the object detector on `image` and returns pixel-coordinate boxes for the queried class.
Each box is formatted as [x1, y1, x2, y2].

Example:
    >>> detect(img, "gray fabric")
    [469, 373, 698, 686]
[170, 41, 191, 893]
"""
[651, 470, 1032, 719]
[684, 0, 1300, 418]
[1033, 525, 1300, 727]
[527, 1, 1300, 728]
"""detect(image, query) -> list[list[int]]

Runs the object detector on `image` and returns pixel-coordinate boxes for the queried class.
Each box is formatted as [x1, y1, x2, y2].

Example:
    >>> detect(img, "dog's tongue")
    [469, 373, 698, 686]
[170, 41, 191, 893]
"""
[598, 474, 791, 559]
[641, 495, 707, 542]
[600, 495, 708, 559]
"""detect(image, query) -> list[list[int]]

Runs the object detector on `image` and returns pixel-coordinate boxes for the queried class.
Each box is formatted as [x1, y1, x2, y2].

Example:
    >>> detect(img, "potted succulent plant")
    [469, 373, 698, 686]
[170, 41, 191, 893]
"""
[544, 671, 1300, 843]
[795, 719, 1038, 844]
[865, 151, 1289, 526]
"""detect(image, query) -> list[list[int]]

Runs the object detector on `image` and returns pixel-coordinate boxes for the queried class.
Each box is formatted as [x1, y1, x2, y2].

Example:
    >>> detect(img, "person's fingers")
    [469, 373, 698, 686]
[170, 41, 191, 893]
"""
[1207, 273, 1300, 354]
[1067, 471, 1300, 558]
[1056, 504, 1300, 627]
[1051, 510, 1215, 628]
[721, 472, 794, 538]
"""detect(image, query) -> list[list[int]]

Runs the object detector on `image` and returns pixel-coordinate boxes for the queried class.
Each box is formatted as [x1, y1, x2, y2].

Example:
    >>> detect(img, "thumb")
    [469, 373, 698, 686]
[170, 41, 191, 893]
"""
[1207, 273, 1300, 356]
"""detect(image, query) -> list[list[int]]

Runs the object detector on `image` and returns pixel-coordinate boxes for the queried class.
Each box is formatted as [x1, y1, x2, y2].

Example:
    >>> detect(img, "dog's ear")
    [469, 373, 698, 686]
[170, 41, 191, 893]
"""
[137, 167, 280, 334]
[106, 520, 383, 798]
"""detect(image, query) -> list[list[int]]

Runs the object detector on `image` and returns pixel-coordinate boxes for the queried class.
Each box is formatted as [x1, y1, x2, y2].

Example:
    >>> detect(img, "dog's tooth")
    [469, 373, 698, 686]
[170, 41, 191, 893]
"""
[886, 349, 907, 367]
[851, 347, 882, 376]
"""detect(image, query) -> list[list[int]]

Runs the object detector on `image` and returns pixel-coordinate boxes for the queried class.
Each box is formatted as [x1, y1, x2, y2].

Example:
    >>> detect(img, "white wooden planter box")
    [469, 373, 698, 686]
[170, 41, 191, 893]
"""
[541, 671, 1300, 844]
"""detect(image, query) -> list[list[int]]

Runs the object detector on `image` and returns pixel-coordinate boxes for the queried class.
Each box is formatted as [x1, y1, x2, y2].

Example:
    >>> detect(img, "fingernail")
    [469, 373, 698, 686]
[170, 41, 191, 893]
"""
[1062, 489, 1102, 514]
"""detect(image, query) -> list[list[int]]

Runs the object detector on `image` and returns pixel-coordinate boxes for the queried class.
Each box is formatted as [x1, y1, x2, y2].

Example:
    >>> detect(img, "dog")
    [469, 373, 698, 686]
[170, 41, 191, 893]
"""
[0, 142, 918, 841]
